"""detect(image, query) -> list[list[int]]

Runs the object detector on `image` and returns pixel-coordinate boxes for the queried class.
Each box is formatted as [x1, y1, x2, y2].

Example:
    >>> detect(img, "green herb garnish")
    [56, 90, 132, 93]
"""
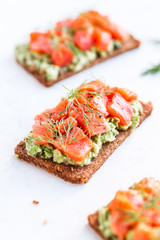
[152, 40, 160, 44]
[142, 63, 160, 75]
[142, 193, 160, 210]
[33, 82, 109, 147]
[117, 208, 144, 223]
[33, 116, 85, 151]
[142, 39, 160, 75]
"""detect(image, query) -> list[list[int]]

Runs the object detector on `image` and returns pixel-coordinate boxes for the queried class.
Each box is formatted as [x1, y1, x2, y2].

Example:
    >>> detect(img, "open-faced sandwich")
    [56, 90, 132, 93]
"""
[15, 80, 152, 183]
[88, 177, 160, 240]
[15, 10, 140, 87]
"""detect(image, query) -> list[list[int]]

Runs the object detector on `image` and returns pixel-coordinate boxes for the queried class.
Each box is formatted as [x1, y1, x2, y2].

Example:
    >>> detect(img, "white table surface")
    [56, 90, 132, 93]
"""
[1, 0, 160, 239]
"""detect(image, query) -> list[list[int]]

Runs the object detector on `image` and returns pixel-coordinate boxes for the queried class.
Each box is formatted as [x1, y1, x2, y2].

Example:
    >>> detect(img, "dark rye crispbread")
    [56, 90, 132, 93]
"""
[17, 36, 140, 87]
[88, 211, 108, 240]
[14, 102, 152, 184]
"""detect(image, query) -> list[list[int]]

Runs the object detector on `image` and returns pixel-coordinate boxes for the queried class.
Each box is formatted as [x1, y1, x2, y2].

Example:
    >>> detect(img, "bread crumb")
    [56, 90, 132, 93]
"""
[43, 220, 48, 224]
[33, 200, 39, 205]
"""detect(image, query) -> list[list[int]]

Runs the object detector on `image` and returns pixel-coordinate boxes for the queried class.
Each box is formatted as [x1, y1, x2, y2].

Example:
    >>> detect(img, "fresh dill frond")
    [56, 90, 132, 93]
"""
[142, 63, 160, 75]
[34, 82, 109, 146]
[142, 193, 160, 210]
[61, 82, 109, 136]
[66, 41, 85, 55]
[62, 85, 79, 99]
[33, 116, 84, 151]
[117, 208, 143, 223]
[140, 188, 147, 200]
[62, 80, 87, 99]
[142, 39, 160, 75]
[153, 40, 160, 44]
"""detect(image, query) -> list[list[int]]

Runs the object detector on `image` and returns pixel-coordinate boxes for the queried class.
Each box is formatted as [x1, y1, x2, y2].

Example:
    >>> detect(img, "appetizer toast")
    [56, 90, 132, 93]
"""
[15, 81, 153, 183]
[15, 10, 140, 87]
[88, 178, 160, 240]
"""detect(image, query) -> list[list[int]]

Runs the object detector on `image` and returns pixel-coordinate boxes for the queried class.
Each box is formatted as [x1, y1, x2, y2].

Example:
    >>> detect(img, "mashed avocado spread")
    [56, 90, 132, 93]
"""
[98, 207, 134, 239]
[98, 207, 117, 239]
[98, 206, 160, 240]
[15, 40, 121, 81]
[24, 100, 142, 166]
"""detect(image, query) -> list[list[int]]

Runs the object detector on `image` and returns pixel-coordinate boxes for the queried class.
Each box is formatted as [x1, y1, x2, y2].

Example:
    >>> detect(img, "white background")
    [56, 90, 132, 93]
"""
[1, 0, 160, 239]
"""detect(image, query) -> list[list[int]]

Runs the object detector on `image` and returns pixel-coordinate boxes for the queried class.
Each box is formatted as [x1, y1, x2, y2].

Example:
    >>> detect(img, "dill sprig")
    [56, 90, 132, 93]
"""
[72, 98, 96, 136]
[34, 82, 109, 148]
[66, 41, 85, 56]
[33, 117, 85, 151]
[117, 208, 144, 223]
[64, 84, 109, 136]
[142, 193, 160, 210]
[152, 40, 160, 44]
[62, 85, 80, 99]
[62, 80, 88, 99]
[142, 63, 160, 75]
[142, 39, 160, 75]
[140, 188, 147, 200]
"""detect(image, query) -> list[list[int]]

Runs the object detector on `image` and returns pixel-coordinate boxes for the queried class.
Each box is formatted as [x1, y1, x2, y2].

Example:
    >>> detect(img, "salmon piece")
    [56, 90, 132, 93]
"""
[35, 98, 69, 123]
[53, 127, 93, 162]
[71, 106, 108, 137]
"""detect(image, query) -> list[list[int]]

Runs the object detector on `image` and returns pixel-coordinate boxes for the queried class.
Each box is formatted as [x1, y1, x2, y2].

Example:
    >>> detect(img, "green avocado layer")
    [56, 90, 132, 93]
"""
[98, 207, 133, 239]
[98, 207, 117, 239]
[15, 40, 121, 81]
[98, 207, 160, 240]
[25, 120, 119, 166]
[24, 100, 142, 166]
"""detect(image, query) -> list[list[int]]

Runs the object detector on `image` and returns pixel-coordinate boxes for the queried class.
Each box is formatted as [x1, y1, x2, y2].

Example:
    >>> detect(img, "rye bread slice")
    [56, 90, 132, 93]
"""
[88, 211, 108, 240]
[14, 102, 152, 184]
[17, 36, 140, 87]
